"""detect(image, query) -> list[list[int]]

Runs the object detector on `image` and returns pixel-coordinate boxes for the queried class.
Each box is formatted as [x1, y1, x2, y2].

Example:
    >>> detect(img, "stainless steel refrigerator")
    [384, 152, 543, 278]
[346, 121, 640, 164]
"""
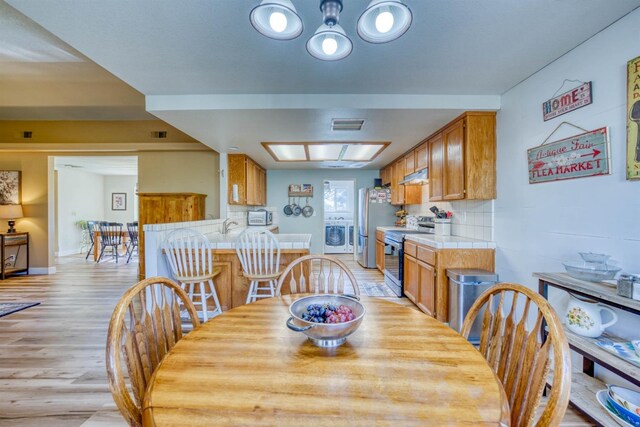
[356, 188, 395, 268]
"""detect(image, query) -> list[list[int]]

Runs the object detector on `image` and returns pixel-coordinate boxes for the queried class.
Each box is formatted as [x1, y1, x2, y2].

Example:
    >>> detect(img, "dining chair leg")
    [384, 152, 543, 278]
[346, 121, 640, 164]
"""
[85, 242, 94, 260]
[97, 245, 106, 263]
[246, 281, 255, 304]
[199, 282, 208, 322]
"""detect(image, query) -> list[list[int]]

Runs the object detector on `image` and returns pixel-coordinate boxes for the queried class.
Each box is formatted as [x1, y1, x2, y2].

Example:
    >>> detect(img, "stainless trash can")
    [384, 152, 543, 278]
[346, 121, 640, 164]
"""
[447, 269, 499, 344]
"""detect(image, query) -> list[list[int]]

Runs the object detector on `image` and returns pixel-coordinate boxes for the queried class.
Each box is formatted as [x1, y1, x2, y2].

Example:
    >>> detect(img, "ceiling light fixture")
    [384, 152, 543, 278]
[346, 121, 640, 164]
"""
[357, 0, 413, 44]
[249, 0, 304, 40]
[250, 0, 412, 61]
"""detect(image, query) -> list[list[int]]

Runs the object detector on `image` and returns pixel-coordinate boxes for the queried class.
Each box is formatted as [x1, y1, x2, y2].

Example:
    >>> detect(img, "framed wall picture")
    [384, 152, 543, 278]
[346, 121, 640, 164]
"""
[112, 193, 127, 211]
[0, 171, 21, 205]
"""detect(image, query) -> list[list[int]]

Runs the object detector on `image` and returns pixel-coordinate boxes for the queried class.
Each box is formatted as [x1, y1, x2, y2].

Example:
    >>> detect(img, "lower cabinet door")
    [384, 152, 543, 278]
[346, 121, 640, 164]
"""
[375, 239, 385, 272]
[403, 254, 418, 304]
[417, 260, 435, 316]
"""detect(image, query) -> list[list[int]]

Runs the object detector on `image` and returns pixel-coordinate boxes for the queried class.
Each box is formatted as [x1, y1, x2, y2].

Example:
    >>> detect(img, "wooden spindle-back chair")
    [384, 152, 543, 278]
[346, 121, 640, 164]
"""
[235, 230, 281, 303]
[126, 222, 139, 263]
[106, 276, 200, 427]
[461, 283, 571, 427]
[275, 255, 360, 296]
[162, 228, 222, 322]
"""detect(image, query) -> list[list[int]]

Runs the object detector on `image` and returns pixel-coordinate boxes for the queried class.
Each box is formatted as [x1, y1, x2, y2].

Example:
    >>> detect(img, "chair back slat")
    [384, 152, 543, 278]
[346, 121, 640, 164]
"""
[460, 283, 570, 427]
[107, 277, 199, 427]
[127, 223, 139, 245]
[163, 229, 215, 280]
[276, 255, 360, 296]
[234, 230, 281, 278]
[100, 222, 123, 246]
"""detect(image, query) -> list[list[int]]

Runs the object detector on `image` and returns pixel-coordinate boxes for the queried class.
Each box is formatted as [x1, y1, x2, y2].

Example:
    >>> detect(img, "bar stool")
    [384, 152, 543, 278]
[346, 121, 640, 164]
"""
[235, 229, 281, 304]
[162, 228, 222, 322]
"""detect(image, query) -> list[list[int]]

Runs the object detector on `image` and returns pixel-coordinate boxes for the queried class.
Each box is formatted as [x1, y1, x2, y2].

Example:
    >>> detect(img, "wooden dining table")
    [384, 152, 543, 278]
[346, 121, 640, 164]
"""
[142, 295, 510, 426]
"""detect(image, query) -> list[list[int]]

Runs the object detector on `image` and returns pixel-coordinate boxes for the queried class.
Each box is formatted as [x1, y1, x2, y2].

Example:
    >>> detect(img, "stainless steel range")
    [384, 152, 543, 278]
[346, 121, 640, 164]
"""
[383, 217, 434, 297]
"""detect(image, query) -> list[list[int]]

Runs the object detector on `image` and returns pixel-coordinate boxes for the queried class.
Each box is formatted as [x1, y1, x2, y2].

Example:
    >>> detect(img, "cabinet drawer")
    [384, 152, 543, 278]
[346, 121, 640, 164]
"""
[417, 244, 436, 265]
[3, 235, 27, 245]
[404, 240, 417, 258]
[376, 230, 385, 242]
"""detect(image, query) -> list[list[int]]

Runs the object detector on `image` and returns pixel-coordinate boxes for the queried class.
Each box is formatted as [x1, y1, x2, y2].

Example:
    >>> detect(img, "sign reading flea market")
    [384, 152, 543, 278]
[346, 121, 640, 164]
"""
[527, 127, 611, 184]
[543, 82, 593, 121]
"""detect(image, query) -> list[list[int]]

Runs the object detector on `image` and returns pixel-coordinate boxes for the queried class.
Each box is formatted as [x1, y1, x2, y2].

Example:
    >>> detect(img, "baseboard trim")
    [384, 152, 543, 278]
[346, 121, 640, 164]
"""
[28, 267, 56, 275]
[56, 248, 83, 257]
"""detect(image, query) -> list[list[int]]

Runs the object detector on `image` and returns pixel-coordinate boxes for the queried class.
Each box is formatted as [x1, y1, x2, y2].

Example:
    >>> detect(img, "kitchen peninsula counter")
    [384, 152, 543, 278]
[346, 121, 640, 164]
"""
[206, 233, 311, 310]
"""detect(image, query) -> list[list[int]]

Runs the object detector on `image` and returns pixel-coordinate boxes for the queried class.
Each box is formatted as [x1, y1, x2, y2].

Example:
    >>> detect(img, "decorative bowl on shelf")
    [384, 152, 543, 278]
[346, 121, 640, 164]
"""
[579, 252, 612, 265]
[286, 294, 365, 348]
[609, 385, 640, 420]
[607, 387, 640, 426]
[562, 261, 621, 282]
[596, 390, 635, 427]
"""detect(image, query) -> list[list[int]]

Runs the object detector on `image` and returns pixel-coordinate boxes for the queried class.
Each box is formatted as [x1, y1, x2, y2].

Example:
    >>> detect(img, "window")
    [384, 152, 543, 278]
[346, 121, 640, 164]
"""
[324, 180, 354, 213]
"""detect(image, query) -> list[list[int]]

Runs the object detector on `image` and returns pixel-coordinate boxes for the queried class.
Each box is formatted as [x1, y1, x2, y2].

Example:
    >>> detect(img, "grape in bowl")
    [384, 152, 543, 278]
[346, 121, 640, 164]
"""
[286, 294, 365, 348]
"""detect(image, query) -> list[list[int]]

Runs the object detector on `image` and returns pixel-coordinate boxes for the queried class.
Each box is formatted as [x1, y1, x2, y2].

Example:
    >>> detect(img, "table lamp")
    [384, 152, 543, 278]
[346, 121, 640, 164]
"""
[0, 204, 24, 233]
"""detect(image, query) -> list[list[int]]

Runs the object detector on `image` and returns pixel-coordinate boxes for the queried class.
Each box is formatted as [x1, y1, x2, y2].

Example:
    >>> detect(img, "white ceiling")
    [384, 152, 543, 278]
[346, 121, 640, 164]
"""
[5, 0, 640, 168]
[54, 156, 138, 176]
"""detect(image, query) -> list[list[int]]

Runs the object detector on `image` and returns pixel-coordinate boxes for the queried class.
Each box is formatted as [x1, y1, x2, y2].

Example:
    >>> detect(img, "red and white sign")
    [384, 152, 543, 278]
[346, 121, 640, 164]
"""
[543, 82, 593, 121]
[527, 127, 611, 184]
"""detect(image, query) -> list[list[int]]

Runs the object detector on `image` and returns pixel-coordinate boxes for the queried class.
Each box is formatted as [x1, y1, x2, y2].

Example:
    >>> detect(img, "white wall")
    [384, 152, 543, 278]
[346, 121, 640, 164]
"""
[57, 168, 104, 256]
[103, 175, 137, 224]
[496, 8, 640, 382]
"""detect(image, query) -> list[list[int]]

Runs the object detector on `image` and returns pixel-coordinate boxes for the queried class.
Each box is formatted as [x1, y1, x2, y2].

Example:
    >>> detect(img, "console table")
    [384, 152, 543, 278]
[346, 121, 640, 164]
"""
[536, 272, 640, 426]
[1, 232, 29, 280]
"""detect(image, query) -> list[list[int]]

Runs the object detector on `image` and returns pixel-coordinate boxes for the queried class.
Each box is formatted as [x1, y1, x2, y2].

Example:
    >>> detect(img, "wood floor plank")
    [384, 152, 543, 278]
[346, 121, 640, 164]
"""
[0, 253, 591, 426]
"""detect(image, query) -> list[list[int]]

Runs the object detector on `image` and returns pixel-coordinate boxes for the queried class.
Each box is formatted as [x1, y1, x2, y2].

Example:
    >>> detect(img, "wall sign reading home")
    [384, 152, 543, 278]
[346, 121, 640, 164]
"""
[527, 127, 611, 184]
[542, 81, 593, 121]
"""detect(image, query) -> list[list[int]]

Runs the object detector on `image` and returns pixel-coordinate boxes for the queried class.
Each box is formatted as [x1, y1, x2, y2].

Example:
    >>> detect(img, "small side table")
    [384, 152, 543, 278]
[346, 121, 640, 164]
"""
[1, 232, 29, 280]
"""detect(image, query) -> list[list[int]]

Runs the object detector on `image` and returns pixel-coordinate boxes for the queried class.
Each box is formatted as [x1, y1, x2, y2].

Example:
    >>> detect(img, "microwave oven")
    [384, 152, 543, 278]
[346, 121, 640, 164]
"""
[247, 210, 273, 226]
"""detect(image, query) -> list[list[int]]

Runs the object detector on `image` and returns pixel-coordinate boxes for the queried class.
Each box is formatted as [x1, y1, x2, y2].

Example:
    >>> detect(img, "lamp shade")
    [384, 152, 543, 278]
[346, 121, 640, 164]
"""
[357, 0, 413, 44]
[306, 24, 353, 61]
[0, 204, 24, 219]
[250, 0, 303, 40]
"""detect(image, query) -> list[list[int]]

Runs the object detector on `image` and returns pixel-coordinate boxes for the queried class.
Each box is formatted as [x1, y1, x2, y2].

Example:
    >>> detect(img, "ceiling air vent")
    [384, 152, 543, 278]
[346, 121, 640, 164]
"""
[151, 131, 168, 139]
[331, 118, 365, 131]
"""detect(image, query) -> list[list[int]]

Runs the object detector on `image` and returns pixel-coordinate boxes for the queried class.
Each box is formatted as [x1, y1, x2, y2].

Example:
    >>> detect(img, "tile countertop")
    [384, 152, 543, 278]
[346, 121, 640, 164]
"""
[376, 226, 408, 232]
[404, 233, 496, 250]
[203, 230, 311, 250]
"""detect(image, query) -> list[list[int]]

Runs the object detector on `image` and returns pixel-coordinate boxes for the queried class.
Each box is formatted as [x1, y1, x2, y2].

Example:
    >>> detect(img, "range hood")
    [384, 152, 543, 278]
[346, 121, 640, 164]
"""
[400, 169, 428, 185]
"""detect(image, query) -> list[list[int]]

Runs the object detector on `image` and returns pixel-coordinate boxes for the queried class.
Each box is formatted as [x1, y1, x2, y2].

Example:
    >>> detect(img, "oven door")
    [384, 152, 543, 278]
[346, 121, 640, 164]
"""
[383, 238, 402, 296]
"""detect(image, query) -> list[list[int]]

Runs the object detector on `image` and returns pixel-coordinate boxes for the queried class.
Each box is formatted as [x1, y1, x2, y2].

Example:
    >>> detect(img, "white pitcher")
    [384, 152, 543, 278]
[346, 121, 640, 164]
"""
[565, 294, 618, 338]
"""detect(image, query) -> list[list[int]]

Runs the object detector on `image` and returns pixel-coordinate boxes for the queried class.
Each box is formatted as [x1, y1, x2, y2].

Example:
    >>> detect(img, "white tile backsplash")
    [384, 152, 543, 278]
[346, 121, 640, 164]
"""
[405, 183, 494, 241]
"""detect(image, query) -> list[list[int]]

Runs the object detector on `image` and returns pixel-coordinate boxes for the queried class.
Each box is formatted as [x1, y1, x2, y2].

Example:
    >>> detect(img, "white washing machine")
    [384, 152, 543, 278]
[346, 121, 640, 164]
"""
[324, 219, 348, 254]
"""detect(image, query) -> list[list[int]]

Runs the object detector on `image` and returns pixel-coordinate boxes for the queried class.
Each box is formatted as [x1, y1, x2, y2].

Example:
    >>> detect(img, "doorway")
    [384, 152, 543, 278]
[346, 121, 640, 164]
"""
[53, 156, 138, 263]
[323, 179, 355, 255]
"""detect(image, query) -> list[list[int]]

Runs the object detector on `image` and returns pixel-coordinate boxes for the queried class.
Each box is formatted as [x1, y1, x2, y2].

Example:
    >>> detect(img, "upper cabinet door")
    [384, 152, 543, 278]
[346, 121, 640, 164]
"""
[404, 151, 415, 176]
[428, 133, 444, 201]
[415, 142, 429, 171]
[395, 159, 405, 204]
[443, 120, 465, 200]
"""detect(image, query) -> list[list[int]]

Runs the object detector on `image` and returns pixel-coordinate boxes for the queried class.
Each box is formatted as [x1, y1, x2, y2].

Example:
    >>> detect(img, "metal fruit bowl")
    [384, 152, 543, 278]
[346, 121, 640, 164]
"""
[563, 261, 621, 282]
[286, 294, 365, 348]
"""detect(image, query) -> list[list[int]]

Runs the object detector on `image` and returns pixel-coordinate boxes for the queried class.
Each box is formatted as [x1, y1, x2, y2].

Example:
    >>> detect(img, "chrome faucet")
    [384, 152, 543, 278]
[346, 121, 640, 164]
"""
[222, 219, 238, 234]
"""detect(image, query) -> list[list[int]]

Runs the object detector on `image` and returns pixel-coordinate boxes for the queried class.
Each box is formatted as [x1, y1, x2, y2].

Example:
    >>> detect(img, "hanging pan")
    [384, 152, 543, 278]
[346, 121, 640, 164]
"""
[302, 197, 314, 217]
[293, 197, 302, 216]
[283, 197, 293, 216]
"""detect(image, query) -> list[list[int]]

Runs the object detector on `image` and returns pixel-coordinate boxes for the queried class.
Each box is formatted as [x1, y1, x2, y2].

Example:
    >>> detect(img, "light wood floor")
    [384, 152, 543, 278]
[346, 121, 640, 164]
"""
[0, 253, 593, 426]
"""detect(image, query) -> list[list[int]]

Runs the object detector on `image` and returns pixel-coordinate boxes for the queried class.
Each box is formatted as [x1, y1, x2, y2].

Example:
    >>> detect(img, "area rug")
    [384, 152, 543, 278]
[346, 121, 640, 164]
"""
[358, 282, 398, 298]
[0, 302, 40, 318]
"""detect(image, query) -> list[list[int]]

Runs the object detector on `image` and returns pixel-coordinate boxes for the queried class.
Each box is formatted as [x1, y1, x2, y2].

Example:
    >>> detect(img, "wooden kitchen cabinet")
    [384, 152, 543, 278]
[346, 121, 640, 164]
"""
[403, 239, 495, 322]
[375, 239, 385, 272]
[138, 192, 206, 279]
[403, 253, 419, 304]
[404, 151, 415, 175]
[415, 142, 429, 171]
[388, 158, 422, 206]
[380, 165, 391, 186]
[228, 154, 266, 206]
[428, 112, 496, 201]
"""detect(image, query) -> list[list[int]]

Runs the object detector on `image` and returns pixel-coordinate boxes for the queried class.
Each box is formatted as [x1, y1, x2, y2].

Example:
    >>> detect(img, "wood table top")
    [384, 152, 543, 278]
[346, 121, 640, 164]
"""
[142, 295, 509, 426]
